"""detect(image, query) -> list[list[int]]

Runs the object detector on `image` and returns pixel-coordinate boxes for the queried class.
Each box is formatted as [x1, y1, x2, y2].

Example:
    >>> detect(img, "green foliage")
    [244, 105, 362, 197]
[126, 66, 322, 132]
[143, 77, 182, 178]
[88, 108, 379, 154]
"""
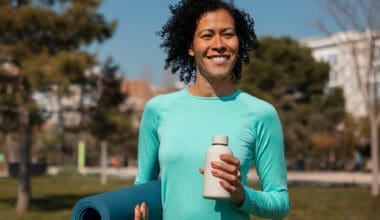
[83, 57, 128, 144]
[239, 37, 345, 154]
[97, 58, 125, 109]
[0, 0, 116, 54]
[0, 0, 117, 128]
[0, 72, 19, 132]
[0, 0, 120, 159]
[0, 0, 117, 212]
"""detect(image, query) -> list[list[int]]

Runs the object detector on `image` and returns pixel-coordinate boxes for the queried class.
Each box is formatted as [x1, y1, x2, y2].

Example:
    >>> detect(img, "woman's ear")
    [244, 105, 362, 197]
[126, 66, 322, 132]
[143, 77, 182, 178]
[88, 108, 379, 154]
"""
[188, 46, 194, 56]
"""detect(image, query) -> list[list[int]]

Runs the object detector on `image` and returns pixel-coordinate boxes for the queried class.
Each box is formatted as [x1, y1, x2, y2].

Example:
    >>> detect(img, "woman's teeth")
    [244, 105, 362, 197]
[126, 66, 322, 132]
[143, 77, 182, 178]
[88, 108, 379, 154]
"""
[210, 56, 228, 62]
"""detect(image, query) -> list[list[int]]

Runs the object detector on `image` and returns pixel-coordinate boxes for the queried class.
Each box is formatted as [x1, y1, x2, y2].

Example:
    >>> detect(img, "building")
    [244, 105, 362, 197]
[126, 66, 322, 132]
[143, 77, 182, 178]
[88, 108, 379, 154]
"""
[120, 80, 154, 112]
[120, 79, 182, 128]
[301, 31, 380, 117]
[33, 84, 83, 128]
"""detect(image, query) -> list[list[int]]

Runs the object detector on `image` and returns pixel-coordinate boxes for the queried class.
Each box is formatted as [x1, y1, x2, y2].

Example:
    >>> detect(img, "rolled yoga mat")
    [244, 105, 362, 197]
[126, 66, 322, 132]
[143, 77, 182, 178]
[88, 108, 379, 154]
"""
[71, 180, 162, 220]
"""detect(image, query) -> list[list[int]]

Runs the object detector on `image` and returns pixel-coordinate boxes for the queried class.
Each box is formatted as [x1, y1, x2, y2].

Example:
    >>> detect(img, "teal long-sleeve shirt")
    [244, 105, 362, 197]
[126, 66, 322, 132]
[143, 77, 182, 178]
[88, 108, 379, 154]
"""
[135, 88, 290, 219]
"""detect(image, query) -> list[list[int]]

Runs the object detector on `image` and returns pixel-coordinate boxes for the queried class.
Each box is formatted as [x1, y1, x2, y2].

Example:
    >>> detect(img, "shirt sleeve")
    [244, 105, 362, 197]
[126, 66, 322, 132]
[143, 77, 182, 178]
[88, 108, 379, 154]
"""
[238, 105, 290, 219]
[134, 99, 161, 185]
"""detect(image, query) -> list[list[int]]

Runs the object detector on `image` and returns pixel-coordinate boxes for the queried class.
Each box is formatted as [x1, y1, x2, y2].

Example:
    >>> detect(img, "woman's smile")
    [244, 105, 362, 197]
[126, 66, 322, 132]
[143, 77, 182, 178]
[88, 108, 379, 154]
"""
[208, 55, 230, 65]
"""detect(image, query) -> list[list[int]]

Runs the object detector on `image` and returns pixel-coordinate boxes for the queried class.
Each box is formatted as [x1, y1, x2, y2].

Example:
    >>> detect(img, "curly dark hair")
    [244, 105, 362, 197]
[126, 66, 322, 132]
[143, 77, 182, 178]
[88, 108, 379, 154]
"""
[158, 0, 257, 84]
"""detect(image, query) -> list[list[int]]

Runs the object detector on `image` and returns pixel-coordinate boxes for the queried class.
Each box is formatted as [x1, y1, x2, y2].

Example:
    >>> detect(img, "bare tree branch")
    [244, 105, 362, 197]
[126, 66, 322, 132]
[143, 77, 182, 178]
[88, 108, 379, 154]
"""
[316, 0, 380, 196]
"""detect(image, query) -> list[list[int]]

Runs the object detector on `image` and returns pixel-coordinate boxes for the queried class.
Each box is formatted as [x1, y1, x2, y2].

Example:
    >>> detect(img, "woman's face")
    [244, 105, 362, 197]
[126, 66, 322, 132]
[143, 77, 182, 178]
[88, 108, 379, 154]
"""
[188, 9, 239, 81]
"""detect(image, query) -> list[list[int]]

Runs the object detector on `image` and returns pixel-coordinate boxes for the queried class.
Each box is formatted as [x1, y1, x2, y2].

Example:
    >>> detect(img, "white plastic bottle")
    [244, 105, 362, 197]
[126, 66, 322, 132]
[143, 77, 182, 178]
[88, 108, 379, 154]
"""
[203, 135, 232, 200]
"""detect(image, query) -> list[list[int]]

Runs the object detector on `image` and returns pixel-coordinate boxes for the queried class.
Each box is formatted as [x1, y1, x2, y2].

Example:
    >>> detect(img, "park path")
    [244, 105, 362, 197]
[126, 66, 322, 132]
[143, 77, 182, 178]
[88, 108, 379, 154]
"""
[73, 166, 380, 186]
[1, 166, 378, 186]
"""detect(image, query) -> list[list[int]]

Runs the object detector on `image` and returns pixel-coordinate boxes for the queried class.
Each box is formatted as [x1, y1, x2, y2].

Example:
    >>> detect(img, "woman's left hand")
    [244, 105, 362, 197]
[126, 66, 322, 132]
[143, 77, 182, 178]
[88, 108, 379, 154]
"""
[134, 202, 148, 220]
[200, 154, 245, 206]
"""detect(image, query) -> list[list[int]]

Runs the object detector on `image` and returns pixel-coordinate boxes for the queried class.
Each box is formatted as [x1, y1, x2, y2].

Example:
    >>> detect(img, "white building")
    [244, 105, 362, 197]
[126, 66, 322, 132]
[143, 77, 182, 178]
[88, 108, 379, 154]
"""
[301, 31, 380, 117]
[33, 85, 83, 127]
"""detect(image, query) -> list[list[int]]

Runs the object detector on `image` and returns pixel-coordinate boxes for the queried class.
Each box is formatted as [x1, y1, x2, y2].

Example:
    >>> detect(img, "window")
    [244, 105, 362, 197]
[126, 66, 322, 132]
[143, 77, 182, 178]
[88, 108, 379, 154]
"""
[327, 54, 337, 66]
[375, 47, 380, 60]
[369, 80, 380, 100]
[329, 70, 338, 84]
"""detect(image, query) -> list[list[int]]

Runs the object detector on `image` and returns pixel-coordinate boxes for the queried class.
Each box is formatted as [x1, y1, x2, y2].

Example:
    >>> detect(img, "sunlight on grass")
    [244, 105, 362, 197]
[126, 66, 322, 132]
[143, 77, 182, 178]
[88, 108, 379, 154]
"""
[0, 174, 132, 220]
[0, 174, 379, 220]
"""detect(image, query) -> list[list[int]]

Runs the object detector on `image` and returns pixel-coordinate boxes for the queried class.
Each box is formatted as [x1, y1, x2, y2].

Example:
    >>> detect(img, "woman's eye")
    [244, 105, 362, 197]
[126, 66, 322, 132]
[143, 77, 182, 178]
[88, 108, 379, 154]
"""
[224, 33, 236, 38]
[201, 34, 212, 39]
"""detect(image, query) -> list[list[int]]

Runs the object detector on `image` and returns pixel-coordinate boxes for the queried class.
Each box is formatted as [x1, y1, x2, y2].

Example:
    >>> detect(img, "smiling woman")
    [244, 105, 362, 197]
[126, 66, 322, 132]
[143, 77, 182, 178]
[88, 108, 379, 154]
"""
[188, 9, 239, 96]
[133, 0, 290, 219]
[157, 0, 256, 85]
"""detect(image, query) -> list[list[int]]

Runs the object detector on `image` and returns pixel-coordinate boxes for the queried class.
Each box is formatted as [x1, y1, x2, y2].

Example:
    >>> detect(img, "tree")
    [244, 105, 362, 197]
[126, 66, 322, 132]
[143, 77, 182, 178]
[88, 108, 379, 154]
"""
[95, 59, 137, 158]
[84, 57, 131, 159]
[239, 36, 345, 161]
[0, 0, 116, 213]
[317, 0, 380, 196]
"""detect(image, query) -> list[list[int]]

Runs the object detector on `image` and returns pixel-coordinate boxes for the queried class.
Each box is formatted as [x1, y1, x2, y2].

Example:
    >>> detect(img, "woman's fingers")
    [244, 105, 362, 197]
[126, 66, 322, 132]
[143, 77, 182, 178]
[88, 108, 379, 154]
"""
[211, 154, 240, 176]
[141, 202, 148, 219]
[212, 163, 239, 176]
[211, 168, 240, 185]
[220, 154, 240, 168]
[200, 154, 245, 205]
[134, 202, 148, 220]
[134, 204, 141, 220]
[219, 179, 238, 192]
[219, 178, 245, 205]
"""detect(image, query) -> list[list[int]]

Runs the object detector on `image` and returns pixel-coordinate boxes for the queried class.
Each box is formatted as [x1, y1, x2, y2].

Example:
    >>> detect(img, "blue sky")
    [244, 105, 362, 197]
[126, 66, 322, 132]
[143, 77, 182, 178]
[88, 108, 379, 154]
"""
[89, 0, 334, 86]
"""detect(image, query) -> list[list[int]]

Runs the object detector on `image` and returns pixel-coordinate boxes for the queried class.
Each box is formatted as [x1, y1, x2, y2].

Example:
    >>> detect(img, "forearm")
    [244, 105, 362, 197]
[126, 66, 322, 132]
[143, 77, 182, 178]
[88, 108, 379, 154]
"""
[238, 185, 290, 219]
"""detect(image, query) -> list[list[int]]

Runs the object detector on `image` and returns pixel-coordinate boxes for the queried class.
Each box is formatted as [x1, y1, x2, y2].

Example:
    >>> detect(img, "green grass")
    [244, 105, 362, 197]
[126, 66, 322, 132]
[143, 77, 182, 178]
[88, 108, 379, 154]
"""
[0, 174, 131, 220]
[285, 185, 380, 220]
[0, 174, 380, 220]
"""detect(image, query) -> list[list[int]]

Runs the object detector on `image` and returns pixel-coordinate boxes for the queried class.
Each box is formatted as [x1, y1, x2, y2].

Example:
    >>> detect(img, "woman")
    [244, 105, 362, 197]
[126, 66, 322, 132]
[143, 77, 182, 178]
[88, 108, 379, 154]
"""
[134, 0, 290, 219]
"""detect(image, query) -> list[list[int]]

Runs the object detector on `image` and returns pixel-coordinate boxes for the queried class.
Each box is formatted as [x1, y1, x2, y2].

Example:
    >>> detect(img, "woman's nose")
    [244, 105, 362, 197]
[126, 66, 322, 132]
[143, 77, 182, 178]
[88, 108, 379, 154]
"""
[212, 36, 226, 51]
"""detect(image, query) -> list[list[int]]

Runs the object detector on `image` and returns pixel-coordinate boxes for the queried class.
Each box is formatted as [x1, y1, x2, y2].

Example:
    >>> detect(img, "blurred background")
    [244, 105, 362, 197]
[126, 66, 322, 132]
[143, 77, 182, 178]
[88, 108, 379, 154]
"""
[0, 0, 380, 219]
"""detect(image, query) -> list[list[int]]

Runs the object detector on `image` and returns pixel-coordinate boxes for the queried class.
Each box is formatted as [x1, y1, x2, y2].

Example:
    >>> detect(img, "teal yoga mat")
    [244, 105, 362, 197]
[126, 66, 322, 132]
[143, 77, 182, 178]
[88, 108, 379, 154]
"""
[71, 180, 162, 220]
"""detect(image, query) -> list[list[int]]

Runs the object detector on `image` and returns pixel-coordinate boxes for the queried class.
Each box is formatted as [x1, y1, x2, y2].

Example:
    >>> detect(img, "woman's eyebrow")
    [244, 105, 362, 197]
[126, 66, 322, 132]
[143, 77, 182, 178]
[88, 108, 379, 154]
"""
[198, 27, 235, 34]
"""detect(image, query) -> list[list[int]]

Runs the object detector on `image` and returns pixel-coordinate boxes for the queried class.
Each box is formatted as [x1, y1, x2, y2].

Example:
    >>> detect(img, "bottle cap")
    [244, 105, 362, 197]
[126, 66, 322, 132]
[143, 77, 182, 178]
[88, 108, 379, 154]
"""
[212, 135, 228, 145]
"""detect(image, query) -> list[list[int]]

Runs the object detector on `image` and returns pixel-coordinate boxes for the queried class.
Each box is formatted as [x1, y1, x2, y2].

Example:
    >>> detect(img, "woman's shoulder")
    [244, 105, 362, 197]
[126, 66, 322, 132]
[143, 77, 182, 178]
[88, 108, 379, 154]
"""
[145, 89, 185, 110]
[238, 90, 277, 115]
[238, 90, 282, 129]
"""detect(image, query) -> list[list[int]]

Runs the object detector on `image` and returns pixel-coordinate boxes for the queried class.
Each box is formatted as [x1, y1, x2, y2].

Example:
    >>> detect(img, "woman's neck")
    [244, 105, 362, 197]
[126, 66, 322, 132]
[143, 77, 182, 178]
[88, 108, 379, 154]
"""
[188, 75, 236, 97]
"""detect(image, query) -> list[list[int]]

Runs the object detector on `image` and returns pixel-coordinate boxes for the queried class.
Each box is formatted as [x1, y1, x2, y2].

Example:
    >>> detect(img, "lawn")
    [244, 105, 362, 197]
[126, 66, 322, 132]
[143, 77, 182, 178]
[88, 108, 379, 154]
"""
[0, 173, 379, 220]
[0, 173, 131, 220]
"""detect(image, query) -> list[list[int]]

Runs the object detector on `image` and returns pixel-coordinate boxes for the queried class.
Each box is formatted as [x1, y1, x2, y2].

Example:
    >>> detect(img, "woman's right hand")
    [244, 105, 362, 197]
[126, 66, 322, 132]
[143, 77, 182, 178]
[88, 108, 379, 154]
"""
[134, 202, 148, 220]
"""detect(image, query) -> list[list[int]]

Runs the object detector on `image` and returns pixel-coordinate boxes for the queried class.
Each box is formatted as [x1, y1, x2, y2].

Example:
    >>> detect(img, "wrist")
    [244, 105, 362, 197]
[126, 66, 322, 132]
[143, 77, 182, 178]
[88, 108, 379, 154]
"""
[234, 192, 245, 207]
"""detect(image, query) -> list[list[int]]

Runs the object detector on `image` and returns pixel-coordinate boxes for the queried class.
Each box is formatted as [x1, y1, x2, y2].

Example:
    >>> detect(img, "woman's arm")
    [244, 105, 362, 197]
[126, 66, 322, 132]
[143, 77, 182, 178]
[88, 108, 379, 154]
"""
[238, 106, 290, 219]
[134, 99, 161, 185]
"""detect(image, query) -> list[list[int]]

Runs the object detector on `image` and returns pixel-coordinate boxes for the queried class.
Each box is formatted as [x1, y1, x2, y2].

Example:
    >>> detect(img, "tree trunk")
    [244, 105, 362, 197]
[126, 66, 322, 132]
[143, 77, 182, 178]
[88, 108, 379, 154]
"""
[368, 31, 379, 196]
[57, 91, 64, 165]
[370, 96, 380, 196]
[100, 140, 108, 185]
[16, 107, 31, 213]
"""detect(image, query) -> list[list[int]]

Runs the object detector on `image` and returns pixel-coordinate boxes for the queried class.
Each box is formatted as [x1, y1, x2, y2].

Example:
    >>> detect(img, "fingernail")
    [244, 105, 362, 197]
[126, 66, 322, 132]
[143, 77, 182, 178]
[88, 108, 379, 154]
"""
[211, 162, 216, 167]
[212, 170, 218, 175]
[219, 180, 225, 186]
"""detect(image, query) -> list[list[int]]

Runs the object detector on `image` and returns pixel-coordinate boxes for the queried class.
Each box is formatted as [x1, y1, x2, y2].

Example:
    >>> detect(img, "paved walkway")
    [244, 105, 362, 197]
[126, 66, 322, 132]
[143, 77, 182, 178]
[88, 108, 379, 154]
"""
[1, 166, 378, 186]
[286, 171, 378, 186]
[73, 167, 380, 186]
